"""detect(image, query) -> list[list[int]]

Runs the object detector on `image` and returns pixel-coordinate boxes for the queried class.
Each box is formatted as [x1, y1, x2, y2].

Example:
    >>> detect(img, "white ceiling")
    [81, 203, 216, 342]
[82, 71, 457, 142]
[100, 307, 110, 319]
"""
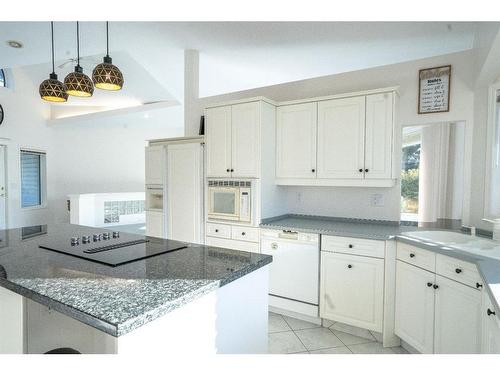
[0, 21, 497, 102]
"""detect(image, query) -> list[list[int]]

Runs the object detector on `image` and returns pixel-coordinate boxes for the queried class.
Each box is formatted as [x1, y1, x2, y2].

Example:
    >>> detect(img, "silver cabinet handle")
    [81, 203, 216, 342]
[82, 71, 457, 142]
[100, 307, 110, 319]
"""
[271, 243, 278, 250]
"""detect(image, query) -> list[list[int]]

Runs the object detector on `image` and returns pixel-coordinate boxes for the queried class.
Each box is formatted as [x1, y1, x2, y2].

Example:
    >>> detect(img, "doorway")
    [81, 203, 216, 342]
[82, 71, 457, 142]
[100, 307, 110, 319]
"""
[0, 145, 7, 229]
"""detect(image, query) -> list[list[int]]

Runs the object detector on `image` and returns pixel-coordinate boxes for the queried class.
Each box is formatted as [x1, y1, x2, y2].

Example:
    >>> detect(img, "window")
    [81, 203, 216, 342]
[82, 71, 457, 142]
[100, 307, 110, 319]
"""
[0, 69, 6, 87]
[20, 150, 46, 208]
[401, 127, 421, 222]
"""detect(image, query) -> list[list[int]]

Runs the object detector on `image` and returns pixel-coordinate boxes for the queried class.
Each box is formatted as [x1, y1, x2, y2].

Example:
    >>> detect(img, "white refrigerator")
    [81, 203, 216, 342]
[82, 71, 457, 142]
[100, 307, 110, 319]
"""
[145, 137, 204, 244]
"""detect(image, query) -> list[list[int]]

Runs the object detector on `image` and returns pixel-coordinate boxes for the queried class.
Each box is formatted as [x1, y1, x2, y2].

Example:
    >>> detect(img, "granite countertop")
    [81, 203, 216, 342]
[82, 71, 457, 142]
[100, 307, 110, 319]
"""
[260, 214, 462, 240]
[261, 214, 500, 316]
[0, 224, 272, 337]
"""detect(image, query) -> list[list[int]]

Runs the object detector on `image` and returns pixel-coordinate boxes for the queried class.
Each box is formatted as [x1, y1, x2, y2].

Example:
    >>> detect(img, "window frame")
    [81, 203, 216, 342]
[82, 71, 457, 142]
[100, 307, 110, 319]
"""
[19, 148, 47, 210]
[484, 81, 500, 220]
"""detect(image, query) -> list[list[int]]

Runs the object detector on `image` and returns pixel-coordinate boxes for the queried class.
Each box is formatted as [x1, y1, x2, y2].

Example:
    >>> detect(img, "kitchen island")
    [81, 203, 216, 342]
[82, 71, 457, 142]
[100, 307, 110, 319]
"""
[0, 224, 272, 354]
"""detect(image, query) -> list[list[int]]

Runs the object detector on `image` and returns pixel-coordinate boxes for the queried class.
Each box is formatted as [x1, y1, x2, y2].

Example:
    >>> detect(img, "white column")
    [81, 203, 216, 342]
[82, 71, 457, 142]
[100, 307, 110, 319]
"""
[184, 49, 201, 137]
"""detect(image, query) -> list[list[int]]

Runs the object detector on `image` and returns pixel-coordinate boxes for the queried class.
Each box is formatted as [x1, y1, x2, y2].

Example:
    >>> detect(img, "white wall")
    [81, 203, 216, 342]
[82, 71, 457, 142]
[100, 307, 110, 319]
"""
[50, 108, 183, 224]
[0, 67, 56, 228]
[187, 50, 476, 222]
[0, 67, 183, 228]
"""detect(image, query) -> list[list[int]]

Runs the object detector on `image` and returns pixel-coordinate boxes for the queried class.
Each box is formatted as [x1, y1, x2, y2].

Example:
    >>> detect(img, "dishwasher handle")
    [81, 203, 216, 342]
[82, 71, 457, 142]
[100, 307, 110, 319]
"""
[278, 230, 299, 240]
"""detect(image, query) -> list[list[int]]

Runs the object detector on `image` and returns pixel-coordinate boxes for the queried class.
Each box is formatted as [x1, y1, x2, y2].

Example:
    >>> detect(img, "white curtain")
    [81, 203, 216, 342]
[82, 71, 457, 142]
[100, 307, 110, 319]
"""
[418, 124, 451, 222]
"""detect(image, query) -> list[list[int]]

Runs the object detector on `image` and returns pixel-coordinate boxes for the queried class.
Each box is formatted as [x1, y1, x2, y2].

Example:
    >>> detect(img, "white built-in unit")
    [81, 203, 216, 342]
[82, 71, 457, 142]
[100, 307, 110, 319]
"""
[276, 88, 398, 187]
[204, 97, 285, 253]
[394, 242, 485, 354]
[145, 137, 204, 243]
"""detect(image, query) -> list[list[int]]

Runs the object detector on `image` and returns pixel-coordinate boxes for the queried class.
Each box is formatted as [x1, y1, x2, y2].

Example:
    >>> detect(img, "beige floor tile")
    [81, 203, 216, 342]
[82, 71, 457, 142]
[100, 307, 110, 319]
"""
[294, 327, 344, 351]
[268, 312, 291, 333]
[268, 331, 307, 354]
[347, 341, 395, 354]
[283, 315, 321, 330]
[330, 321, 375, 340]
[331, 329, 375, 346]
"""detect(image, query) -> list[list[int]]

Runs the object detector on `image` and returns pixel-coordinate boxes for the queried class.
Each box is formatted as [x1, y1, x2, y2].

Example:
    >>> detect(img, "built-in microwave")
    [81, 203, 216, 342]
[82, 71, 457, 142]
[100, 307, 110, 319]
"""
[207, 180, 252, 223]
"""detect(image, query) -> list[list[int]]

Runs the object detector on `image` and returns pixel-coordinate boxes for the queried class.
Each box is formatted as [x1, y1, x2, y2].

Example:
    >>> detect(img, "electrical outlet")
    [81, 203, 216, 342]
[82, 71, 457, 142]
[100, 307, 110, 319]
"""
[370, 193, 385, 207]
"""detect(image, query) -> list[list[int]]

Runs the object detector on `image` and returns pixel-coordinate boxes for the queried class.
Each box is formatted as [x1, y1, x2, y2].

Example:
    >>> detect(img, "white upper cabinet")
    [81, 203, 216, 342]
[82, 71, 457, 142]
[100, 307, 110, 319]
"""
[433, 275, 482, 354]
[276, 103, 317, 178]
[364, 93, 394, 179]
[231, 102, 261, 178]
[317, 97, 366, 179]
[145, 145, 165, 185]
[395, 260, 435, 354]
[275, 88, 397, 187]
[206, 101, 266, 178]
[206, 106, 232, 178]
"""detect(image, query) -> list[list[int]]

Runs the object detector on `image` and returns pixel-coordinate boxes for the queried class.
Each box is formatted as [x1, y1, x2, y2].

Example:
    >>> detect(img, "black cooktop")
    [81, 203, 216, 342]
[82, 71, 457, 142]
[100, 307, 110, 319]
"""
[39, 230, 188, 267]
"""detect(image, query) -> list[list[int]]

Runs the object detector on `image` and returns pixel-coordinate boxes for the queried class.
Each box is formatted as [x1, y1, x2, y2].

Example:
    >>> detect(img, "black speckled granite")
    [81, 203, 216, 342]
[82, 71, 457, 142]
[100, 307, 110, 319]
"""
[0, 224, 272, 337]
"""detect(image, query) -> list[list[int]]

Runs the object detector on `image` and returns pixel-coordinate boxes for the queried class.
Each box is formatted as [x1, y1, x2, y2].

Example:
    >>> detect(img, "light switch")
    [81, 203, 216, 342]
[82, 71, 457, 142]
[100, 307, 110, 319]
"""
[370, 193, 385, 207]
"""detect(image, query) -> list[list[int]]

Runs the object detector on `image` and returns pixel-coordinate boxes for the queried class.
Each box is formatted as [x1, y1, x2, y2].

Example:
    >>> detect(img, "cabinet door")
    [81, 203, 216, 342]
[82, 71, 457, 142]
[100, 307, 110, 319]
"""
[395, 260, 435, 353]
[146, 210, 164, 238]
[231, 102, 260, 178]
[364, 93, 394, 179]
[482, 292, 500, 354]
[276, 102, 317, 178]
[206, 106, 232, 178]
[166, 143, 202, 243]
[320, 252, 384, 331]
[434, 275, 482, 354]
[145, 145, 165, 185]
[317, 97, 366, 179]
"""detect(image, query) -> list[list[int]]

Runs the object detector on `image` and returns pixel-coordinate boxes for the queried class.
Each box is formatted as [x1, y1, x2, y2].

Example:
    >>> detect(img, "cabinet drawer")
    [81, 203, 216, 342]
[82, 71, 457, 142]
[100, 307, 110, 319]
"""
[231, 226, 260, 243]
[206, 222, 231, 239]
[205, 236, 260, 253]
[436, 254, 483, 290]
[321, 235, 385, 258]
[397, 242, 436, 272]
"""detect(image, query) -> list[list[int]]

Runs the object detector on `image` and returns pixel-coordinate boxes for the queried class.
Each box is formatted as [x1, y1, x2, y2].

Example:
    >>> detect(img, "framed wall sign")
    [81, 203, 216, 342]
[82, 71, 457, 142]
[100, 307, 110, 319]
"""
[418, 65, 451, 114]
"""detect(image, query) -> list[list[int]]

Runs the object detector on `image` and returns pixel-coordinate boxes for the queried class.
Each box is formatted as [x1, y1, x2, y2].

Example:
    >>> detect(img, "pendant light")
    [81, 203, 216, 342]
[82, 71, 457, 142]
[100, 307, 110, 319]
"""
[39, 22, 68, 103]
[64, 22, 94, 97]
[92, 22, 124, 91]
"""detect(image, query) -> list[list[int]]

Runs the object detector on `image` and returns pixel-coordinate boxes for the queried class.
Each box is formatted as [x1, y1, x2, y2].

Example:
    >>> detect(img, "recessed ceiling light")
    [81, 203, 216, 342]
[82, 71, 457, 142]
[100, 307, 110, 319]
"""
[6, 40, 23, 49]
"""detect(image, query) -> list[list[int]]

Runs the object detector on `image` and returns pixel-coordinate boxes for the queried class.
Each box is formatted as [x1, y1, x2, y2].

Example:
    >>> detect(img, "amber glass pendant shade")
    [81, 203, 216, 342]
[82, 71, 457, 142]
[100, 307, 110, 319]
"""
[39, 72, 68, 102]
[64, 21, 93, 97]
[39, 22, 68, 102]
[65, 65, 94, 97]
[93, 56, 124, 90]
[92, 22, 124, 90]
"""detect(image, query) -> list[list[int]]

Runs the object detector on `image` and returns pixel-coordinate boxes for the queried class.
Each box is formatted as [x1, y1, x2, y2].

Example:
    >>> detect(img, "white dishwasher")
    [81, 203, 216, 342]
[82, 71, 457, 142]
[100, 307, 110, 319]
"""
[261, 229, 319, 307]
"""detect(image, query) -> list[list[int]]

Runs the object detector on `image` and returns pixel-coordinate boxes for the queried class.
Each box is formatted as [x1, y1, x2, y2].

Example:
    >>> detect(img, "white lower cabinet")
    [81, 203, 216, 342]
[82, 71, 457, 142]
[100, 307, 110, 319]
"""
[395, 250, 484, 354]
[433, 275, 482, 354]
[320, 252, 384, 332]
[205, 222, 260, 253]
[145, 210, 164, 238]
[394, 260, 435, 353]
[482, 292, 500, 354]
